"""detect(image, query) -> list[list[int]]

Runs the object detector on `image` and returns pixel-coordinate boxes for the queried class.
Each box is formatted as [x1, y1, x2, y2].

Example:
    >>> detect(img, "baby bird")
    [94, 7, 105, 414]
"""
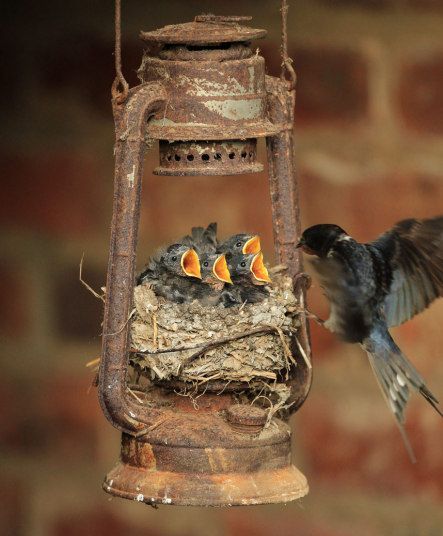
[181, 222, 218, 254]
[217, 233, 261, 257]
[136, 243, 201, 303]
[187, 251, 233, 305]
[297, 216, 443, 459]
[222, 252, 271, 306]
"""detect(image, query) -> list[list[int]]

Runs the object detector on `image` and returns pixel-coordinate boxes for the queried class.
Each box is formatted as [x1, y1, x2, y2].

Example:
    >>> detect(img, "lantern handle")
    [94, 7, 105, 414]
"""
[100, 82, 168, 435]
[280, 0, 296, 90]
[112, 0, 129, 104]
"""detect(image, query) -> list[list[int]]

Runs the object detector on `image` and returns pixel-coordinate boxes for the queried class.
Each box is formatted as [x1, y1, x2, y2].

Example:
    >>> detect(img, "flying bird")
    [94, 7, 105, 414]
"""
[297, 216, 443, 460]
[136, 243, 201, 303]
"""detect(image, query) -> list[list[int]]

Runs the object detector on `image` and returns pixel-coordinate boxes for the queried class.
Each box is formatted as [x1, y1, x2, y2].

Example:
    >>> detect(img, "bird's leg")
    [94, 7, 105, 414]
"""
[293, 272, 325, 325]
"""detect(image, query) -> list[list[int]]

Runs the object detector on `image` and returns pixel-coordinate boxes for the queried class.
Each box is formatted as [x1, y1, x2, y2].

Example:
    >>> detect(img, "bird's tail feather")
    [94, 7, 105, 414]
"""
[363, 329, 442, 462]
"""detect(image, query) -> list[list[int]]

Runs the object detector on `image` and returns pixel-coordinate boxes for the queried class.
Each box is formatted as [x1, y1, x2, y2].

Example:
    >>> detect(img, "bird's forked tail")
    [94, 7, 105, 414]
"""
[362, 325, 442, 462]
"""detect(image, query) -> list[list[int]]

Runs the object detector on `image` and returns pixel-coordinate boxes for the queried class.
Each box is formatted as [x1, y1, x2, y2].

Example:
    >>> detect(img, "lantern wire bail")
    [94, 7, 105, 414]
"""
[111, 0, 129, 104]
[280, 0, 296, 90]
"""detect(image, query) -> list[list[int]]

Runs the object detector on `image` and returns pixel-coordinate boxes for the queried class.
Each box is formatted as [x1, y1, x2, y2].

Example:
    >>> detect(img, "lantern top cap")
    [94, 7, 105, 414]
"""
[140, 14, 267, 46]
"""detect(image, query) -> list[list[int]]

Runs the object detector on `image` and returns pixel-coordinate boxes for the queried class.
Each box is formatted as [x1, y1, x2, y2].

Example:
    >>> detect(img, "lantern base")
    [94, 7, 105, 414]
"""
[104, 461, 307, 507]
[103, 419, 308, 507]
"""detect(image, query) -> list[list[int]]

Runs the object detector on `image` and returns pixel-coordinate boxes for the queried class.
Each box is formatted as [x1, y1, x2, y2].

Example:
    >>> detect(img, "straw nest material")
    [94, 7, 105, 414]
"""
[130, 269, 301, 396]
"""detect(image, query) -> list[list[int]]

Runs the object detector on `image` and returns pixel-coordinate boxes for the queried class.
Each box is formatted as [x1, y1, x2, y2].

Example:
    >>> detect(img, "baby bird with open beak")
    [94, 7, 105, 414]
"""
[217, 233, 261, 257]
[137, 243, 202, 303]
[222, 252, 271, 306]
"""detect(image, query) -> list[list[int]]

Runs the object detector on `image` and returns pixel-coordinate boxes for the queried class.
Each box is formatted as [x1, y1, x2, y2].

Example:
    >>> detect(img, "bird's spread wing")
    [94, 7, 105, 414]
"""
[371, 216, 443, 327]
[311, 253, 374, 342]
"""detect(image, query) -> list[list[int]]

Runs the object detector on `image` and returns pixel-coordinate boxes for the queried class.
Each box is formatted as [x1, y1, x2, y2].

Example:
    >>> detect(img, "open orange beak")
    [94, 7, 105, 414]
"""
[242, 235, 261, 255]
[181, 249, 201, 279]
[213, 254, 233, 284]
[251, 252, 271, 283]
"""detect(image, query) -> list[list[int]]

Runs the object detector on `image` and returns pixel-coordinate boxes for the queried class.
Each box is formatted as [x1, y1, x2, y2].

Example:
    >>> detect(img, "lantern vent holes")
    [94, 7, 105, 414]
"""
[156, 139, 263, 176]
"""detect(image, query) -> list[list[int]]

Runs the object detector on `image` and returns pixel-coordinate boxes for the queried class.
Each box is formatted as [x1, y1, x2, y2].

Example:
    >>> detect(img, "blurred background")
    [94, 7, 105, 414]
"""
[1, 1, 443, 534]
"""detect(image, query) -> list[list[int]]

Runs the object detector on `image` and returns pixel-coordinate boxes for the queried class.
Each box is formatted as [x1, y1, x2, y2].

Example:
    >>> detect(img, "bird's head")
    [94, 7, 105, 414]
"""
[297, 224, 348, 258]
[161, 244, 201, 279]
[222, 234, 261, 256]
[229, 252, 271, 285]
[200, 253, 233, 285]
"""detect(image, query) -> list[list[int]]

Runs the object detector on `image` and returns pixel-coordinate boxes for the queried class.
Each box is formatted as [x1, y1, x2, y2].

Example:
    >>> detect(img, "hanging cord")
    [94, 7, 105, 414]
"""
[280, 0, 296, 90]
[111, 0, 129, 103]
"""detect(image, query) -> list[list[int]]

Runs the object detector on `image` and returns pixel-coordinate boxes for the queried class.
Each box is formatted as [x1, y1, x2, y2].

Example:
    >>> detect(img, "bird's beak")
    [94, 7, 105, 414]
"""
[250, 252, 271, 283]
[213, 254, 233, 284]
[181, 249, 201, 279]
[296, 238, 304, 248]
[242, 235, 261, 255]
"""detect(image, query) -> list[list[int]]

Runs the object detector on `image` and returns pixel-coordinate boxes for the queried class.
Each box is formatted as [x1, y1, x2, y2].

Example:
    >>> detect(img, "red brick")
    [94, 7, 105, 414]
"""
[0, 152, 106, 238]
[0, 261, 29, 337]
[291, 47, 369, 126]
[321, 0, 443, 8]
[43, 36, 143, 116]
[51, 507, 162, 536]
[224, 510, 362, 536]
[299, 400, 443, 497]
[0, 477, 25, 536]
[55, 262, 104, 340]
[37, 375, 102, 459]
[0, 374, 101, 458]
[398, 54, 443, 135]
[300, 171, 443, 243]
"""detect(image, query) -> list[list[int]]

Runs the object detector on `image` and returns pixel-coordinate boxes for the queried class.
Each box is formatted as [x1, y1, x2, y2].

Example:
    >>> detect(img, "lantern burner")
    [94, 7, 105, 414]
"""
[155, 139, 262, 176]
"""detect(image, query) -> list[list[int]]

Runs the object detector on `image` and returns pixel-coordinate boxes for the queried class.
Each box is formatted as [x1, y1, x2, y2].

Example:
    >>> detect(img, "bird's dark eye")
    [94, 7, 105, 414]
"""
[236, 241, 242, 248]
[203, 261, 209, 267]
[240, 261, 246, 267]
[171, 256, 177, 262]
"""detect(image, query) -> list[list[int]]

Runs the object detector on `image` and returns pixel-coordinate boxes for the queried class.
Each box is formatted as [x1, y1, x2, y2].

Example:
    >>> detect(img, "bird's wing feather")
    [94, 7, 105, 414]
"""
[311, 252, 374, 342]
[371, 216, 443, 327]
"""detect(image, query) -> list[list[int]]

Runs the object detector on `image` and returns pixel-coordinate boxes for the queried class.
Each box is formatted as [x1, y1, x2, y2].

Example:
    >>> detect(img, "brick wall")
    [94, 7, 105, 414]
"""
[1, 1, 443, 534]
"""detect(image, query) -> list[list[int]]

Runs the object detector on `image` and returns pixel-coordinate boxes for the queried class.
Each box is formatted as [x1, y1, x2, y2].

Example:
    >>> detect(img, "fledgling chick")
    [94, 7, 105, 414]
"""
[189, 252, 233, 305]
[181, 222, 218, 254]
[217, 233, 261, 257]
[297, 216, 443, 460]
[222, 252, 271, 306]
[137, 243, 201, 303]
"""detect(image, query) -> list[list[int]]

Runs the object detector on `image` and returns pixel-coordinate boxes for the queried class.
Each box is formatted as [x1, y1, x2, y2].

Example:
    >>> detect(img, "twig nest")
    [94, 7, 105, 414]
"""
[130, 270, 302, 385]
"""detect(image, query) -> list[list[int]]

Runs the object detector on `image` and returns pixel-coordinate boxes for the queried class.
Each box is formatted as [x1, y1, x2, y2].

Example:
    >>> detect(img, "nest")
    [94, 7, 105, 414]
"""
[130, 268, 302, 411]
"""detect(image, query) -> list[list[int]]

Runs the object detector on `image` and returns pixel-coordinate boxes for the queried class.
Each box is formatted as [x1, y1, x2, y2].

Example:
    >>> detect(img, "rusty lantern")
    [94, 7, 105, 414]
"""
[99, 11, 312, 507]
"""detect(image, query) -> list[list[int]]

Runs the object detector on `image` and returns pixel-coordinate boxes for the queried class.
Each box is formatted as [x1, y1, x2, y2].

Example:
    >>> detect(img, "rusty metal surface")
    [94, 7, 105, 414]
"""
[100, 11, 312, 507]
[104, 463, 308, 507]
[155, 139, 263, 176]
[138, 52, 281, 141]
[99, 82, 168, 434]
[226, 405, 267, 434]
[103, 402, 307, 506]
[266, 74, 313, 413]
[140, 17, 266, 46]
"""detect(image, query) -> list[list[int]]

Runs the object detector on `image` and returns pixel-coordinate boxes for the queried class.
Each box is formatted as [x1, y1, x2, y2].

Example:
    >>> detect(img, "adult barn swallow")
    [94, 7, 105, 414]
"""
[217, 233, 261, 257]
[222, 252, 271, 306]
[137, 243, 201, 303]
[297, 216, 443, 458]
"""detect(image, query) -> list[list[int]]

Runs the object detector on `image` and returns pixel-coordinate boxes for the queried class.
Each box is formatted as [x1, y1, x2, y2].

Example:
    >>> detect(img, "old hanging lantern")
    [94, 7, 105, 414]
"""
[99, 4, 312, 507]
